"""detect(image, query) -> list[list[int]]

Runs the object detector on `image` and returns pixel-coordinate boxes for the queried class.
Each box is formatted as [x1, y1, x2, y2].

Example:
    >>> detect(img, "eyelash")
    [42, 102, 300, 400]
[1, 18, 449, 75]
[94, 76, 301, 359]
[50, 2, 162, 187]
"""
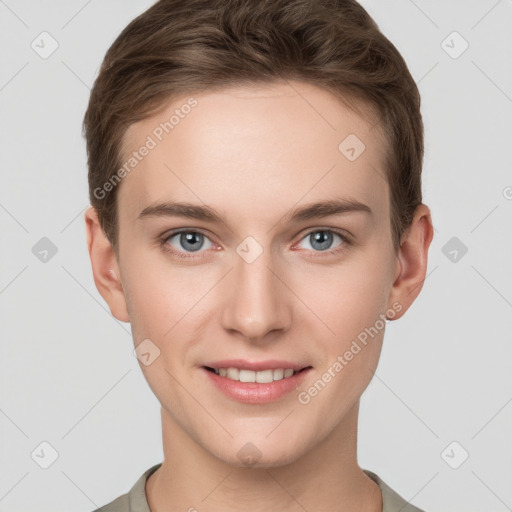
[159, 228, 351, 260]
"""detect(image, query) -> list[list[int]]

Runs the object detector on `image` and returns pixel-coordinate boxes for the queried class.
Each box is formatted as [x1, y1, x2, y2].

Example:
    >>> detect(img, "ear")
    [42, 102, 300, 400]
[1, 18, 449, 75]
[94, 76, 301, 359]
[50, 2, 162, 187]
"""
[84, 205, 130, 323]
[387, 204, 434, 320]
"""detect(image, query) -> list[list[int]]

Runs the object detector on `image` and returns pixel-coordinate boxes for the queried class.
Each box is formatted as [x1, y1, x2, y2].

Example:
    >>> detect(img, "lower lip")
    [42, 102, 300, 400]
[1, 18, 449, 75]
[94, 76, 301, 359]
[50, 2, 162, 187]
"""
[202, 367, 312, 404]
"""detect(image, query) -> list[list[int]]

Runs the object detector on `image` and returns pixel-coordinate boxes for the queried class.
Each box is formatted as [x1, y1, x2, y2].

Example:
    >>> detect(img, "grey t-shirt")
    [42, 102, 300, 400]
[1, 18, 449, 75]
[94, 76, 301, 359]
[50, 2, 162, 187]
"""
[93, 463, 425, 512]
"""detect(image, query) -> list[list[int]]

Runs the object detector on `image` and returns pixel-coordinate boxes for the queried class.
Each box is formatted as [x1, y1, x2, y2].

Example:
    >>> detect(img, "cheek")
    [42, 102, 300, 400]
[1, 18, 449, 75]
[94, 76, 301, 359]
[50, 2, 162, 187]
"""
[294, 265, 389, 411]
[121, 250, 199, 333]
[300, 258, 390, 343]
[121, 231, 394, 348]
[119, 252, 172, 347]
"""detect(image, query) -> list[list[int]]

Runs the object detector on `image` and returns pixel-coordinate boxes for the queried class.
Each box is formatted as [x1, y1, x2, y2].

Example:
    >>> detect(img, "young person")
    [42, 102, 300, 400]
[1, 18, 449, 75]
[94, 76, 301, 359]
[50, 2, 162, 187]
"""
[83, 1, 433, 510]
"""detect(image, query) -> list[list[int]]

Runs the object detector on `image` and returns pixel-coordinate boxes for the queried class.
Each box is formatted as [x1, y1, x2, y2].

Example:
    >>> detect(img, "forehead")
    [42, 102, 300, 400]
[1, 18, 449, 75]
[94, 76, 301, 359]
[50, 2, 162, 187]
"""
[117, 81, 389, 225]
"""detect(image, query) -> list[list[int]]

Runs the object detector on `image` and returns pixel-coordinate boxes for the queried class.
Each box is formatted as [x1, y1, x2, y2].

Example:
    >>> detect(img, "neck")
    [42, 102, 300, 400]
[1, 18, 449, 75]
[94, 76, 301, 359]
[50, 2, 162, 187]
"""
[146, 401, 382, 512]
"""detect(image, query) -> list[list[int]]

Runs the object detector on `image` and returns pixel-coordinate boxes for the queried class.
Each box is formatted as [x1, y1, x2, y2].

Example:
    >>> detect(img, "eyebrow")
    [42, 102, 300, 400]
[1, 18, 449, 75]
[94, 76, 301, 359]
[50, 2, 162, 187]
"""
[137, 198, 372, 224]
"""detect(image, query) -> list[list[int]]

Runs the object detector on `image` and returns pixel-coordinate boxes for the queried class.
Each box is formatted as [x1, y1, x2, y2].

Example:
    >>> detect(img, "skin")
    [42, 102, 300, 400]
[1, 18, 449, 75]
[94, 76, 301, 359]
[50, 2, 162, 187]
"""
[85, 80, 433, 512]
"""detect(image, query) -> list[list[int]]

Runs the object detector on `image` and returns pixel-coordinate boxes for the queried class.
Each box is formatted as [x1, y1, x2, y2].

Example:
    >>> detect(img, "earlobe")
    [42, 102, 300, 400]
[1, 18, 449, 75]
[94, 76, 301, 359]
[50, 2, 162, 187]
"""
[387, 204, 434, 320]
[84, 206, 130, 323]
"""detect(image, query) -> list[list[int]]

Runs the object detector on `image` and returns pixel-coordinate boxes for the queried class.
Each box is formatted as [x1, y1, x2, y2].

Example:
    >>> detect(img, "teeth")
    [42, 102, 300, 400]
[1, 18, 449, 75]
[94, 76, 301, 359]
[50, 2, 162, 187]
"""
[255, 369, 273, 383]
[273, 368, 284, 380]
[240, 369, 256, 382]
[226, 367, 239, 380]
[212, 367, 298, 382]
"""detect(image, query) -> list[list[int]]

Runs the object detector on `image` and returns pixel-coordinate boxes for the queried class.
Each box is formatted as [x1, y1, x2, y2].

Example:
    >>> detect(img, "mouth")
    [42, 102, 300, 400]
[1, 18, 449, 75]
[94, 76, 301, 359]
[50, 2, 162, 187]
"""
[200, 358, 313, 403]
[203, 365, 311, 383]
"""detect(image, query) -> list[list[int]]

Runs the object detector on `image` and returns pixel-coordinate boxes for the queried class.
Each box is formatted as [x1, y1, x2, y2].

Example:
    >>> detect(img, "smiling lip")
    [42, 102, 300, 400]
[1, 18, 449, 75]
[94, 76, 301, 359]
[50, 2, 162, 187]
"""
[200, 359, 312, 404]
[202, 359, 308, 371]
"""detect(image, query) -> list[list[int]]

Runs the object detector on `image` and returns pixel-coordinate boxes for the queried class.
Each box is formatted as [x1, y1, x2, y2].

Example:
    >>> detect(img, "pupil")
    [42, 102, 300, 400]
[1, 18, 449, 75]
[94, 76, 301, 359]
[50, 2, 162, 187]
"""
[311, 231, 332, 251]
[181, 232, 203, 252]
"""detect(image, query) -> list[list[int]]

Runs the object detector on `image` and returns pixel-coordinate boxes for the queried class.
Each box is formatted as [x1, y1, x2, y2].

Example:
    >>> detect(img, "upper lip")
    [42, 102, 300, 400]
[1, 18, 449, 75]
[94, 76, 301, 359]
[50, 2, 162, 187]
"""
[202, 359, 310, 371]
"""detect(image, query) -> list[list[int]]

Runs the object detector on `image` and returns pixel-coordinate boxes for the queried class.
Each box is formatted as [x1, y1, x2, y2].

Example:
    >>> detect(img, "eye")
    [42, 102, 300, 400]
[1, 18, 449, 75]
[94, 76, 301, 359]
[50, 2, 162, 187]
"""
[295, 229, 349, 254]
[160, 228, 350, 259]
[163, 230, 215, 255]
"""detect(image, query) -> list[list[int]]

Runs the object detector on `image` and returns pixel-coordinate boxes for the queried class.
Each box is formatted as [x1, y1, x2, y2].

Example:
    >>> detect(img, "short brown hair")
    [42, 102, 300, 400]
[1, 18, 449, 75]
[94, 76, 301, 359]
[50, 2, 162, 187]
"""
[83, 0, 424, 254]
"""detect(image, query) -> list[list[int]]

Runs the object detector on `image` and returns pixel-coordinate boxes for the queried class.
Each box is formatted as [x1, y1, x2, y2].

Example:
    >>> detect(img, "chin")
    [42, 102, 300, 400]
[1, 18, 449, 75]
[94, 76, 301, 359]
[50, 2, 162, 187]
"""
[206, 432, 309, 469]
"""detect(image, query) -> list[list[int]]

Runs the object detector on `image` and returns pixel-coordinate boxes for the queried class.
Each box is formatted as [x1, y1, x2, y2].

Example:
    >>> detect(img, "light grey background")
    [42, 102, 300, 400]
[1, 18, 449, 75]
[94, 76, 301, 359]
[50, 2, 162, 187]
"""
[1, 1, 511, 511]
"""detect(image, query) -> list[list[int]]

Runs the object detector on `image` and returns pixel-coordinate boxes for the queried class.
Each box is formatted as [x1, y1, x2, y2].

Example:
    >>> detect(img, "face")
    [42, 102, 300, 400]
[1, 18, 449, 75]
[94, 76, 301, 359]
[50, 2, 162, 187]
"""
[110, 81, 403, 467]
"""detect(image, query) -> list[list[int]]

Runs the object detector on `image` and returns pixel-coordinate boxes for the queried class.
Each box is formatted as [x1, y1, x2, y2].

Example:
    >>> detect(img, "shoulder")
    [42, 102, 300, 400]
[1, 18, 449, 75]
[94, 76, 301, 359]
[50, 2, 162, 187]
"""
[363, 469, 426, 512]
[90, 463, 162, 512]
[91, 493, 129, 512]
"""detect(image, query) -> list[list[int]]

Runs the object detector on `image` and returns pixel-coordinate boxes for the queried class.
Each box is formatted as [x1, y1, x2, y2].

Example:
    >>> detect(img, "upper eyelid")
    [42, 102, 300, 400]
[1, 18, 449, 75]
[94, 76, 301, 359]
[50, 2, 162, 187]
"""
[163, 228, 216, 245]
[299, 227, 350, 240]
[292, 228, 349, 250]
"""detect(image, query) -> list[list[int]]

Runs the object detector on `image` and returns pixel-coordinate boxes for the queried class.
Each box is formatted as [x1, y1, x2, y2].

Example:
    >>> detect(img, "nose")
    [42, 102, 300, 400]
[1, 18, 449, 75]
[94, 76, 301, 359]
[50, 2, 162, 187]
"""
[221, 248, 291, 342]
